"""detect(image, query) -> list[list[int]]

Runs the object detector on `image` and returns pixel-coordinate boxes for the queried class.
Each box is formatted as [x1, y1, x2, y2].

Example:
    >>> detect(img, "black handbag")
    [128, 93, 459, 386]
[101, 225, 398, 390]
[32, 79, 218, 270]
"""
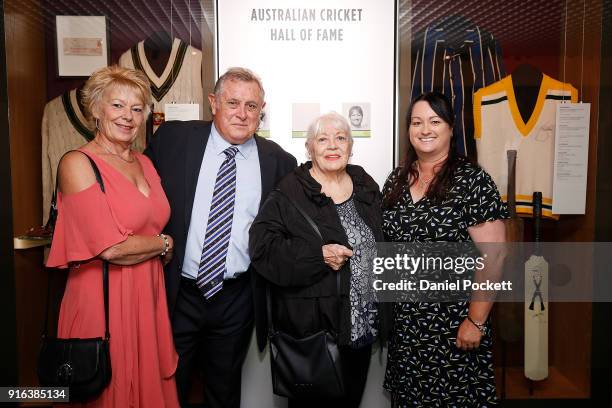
[37, 153, 112, 402]
[267, 191, 345, 399]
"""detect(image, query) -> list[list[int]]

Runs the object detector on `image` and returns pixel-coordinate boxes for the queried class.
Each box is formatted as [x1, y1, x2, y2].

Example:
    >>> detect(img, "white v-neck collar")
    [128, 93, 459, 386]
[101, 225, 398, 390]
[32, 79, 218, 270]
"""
[137, 38, 181, 87]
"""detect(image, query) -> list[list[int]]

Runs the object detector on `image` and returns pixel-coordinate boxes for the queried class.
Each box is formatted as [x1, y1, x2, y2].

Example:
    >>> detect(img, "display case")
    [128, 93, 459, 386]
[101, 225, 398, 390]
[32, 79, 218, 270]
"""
[1, 0, 611, 406]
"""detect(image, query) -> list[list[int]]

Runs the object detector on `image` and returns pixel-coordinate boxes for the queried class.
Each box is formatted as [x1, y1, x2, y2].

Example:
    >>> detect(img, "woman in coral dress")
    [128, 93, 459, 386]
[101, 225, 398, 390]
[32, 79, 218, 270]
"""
[46, 66, 179, 407]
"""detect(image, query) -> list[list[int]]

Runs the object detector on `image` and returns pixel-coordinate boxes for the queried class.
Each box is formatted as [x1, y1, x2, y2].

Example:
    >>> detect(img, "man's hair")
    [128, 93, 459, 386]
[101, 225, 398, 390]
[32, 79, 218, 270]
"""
[214, 67, 265, 100]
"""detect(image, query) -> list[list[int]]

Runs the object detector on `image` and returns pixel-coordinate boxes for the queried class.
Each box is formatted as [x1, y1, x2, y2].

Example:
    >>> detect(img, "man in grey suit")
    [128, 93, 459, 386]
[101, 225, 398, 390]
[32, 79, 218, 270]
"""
[145, 67, 296, 407]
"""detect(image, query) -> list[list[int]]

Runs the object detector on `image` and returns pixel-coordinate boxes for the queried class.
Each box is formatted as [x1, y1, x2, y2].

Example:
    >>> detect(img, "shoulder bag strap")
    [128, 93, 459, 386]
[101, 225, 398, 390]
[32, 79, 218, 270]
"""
[43, 151, 110, 340]
[265, 190, 341, 335]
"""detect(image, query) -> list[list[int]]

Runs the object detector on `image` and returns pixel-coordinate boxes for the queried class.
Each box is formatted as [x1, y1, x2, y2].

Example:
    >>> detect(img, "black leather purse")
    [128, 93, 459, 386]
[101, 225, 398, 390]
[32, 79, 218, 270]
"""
[267, 191, 345, 399]
[37, 153, 112, 402]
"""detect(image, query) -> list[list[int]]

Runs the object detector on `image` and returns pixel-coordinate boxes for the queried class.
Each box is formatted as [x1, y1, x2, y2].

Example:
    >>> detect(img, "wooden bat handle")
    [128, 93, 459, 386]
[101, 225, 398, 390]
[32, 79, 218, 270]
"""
[507, 150, 518, 218]
[533, 192, 542, 243]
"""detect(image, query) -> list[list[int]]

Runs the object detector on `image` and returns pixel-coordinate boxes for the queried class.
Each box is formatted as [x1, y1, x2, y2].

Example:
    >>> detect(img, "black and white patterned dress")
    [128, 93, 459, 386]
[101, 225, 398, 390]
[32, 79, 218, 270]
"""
[382, 158, 508, 407]
[336, 197, 379, 348]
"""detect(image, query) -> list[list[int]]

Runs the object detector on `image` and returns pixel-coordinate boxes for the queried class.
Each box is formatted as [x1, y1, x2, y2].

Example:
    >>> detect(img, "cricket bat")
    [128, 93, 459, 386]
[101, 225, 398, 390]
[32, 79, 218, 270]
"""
[498, 150, 524, 343]
[524, 192, 549, 381]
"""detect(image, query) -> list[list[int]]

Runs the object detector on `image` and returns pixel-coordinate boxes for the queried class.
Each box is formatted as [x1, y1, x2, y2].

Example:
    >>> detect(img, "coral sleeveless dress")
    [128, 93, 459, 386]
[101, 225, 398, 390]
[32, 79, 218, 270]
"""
[46, 150, 179, 407]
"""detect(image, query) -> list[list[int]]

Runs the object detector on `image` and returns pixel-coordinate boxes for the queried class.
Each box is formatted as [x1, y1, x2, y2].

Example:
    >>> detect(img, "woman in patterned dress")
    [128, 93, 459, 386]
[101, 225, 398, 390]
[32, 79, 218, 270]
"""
[250, 112, 383, 407]
[382, 92, 507, 407]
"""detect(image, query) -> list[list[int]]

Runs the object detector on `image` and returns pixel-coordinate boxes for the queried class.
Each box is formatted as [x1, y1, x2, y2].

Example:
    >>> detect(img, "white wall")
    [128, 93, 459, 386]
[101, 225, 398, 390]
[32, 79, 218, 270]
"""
[216, 0, 397, 187]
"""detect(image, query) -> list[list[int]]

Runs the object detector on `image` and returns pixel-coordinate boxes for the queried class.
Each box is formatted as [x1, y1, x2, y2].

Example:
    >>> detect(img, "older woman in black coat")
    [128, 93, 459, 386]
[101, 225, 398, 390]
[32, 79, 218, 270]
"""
[249, 111, 383, 408]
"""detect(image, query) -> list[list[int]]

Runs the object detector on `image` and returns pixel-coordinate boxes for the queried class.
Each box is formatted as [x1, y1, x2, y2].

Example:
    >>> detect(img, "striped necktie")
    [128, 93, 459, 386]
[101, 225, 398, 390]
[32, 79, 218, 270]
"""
[197, 146, 239, 299]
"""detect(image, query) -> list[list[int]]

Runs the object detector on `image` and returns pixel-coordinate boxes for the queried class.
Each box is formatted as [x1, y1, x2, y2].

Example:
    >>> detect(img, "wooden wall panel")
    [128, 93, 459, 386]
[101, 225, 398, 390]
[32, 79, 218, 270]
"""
[549, 0, 602, 395]
[0, 0, 19, 386]
[591, 1, 612, 404]
[5, 0, 48, 387]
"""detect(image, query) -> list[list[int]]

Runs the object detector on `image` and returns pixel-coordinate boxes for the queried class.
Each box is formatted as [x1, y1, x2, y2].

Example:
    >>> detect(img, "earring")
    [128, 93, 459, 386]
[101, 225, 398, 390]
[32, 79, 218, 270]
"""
[95, 118, 100, 130]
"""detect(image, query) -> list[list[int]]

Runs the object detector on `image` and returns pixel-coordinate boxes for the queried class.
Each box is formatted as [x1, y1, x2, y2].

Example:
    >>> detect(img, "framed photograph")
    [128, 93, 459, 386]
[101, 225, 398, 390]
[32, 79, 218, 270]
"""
[55, 15, 109, 77]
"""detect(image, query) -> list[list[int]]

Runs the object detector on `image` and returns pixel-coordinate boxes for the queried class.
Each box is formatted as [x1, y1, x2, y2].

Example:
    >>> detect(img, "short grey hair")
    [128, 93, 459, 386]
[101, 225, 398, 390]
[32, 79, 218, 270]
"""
[305, 111, 354, 157]
[214, 67, 265, 100]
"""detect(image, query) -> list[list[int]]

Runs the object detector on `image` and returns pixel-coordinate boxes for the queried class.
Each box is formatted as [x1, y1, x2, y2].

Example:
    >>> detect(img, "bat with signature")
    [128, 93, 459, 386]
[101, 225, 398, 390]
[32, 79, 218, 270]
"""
[524, 192, 549, 381]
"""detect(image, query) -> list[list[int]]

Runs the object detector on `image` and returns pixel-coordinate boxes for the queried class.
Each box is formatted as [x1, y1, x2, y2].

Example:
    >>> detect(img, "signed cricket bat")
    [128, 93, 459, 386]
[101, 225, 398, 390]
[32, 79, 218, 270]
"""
[524, 192, 549, 381]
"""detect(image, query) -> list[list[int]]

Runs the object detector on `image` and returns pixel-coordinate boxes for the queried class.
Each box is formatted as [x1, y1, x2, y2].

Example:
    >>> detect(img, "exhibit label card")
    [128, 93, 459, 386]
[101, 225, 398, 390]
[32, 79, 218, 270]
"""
[164, 104, 200, 122]
[552, 103, 590, 214]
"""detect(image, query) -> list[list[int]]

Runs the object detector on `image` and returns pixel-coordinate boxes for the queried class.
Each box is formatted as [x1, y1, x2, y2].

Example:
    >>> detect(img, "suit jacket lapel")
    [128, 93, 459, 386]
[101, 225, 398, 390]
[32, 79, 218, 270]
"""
[184, 122, 211, 230]
[255, 135, 277, 207]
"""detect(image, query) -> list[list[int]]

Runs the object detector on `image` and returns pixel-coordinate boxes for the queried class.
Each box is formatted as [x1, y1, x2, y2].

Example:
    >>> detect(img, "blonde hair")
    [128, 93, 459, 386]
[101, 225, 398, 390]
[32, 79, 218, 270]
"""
[305, 111, 354, 157]
[82, 65, 152, 126]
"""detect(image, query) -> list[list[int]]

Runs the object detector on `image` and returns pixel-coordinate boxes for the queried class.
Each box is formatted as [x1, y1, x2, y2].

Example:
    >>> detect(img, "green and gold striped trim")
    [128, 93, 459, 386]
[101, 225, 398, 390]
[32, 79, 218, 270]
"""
[131, 40, 188, 102]
[61, 91, 94, 141]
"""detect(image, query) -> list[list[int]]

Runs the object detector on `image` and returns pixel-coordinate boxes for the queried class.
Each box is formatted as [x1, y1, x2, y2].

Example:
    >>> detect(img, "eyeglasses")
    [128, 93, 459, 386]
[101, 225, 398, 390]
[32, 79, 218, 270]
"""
[222, 99, 261, 114]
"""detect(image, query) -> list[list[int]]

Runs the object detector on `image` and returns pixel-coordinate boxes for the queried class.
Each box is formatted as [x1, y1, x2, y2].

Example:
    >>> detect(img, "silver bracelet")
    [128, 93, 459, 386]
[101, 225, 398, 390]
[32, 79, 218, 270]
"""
[158, 233, 170, 256]
[467, 315, 487, 335]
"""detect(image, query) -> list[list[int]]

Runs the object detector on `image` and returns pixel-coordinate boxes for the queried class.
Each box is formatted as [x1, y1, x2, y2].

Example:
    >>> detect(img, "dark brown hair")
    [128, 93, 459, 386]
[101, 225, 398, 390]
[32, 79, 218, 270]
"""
[383, 92, 465, 207]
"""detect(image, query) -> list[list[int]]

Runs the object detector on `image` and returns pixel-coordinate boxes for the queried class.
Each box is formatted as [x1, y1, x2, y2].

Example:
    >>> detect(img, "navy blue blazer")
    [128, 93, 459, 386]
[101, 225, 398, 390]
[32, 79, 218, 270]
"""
[145, 120, 297, 350]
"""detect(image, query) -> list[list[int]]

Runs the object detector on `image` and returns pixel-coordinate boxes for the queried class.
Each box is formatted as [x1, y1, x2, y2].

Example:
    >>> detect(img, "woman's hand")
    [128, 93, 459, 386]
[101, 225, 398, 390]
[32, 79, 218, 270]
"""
[160, 234, 174, 266]
[456, 318, 483, 351]
[322, 244, 353, 271]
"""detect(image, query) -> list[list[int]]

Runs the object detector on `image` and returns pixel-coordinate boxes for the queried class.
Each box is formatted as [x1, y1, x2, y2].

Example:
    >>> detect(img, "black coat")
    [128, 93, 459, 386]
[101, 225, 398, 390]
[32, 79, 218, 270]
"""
[249, 162, 385, 349]
[144, 120, 297, 324]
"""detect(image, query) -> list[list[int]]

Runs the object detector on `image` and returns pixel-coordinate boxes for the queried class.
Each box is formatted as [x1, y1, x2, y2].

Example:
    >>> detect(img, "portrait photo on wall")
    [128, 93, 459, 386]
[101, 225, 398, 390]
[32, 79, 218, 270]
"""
[292, 102, 320, 138]
[258, 106, 270, 138]
[343, 102, 371, 137]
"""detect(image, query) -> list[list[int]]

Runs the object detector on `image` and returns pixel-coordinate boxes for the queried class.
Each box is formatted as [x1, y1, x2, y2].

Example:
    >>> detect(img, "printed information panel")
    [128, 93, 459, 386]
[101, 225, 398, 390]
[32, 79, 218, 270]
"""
[216, 1, 397, 186]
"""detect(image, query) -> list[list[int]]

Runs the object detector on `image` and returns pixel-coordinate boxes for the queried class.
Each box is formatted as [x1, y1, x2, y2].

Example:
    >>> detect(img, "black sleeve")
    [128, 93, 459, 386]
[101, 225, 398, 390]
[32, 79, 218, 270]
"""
[143, 121, 172, 167]
[284, 155, 298, 176]
[249, 192, 329, 288]
[278, 152, 298, 183]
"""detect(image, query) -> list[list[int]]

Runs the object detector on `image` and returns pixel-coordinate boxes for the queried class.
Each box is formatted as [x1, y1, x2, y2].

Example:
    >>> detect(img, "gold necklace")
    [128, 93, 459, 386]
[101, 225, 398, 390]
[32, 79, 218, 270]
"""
[416, 161, 434, 189]
[94, 138, 135, 163]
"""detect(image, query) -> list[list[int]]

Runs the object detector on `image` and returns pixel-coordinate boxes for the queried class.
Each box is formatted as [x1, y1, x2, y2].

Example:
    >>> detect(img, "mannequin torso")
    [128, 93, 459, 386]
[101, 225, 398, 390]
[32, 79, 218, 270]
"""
[512, 64, 544, 124]
[143, 31, 173, 78]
